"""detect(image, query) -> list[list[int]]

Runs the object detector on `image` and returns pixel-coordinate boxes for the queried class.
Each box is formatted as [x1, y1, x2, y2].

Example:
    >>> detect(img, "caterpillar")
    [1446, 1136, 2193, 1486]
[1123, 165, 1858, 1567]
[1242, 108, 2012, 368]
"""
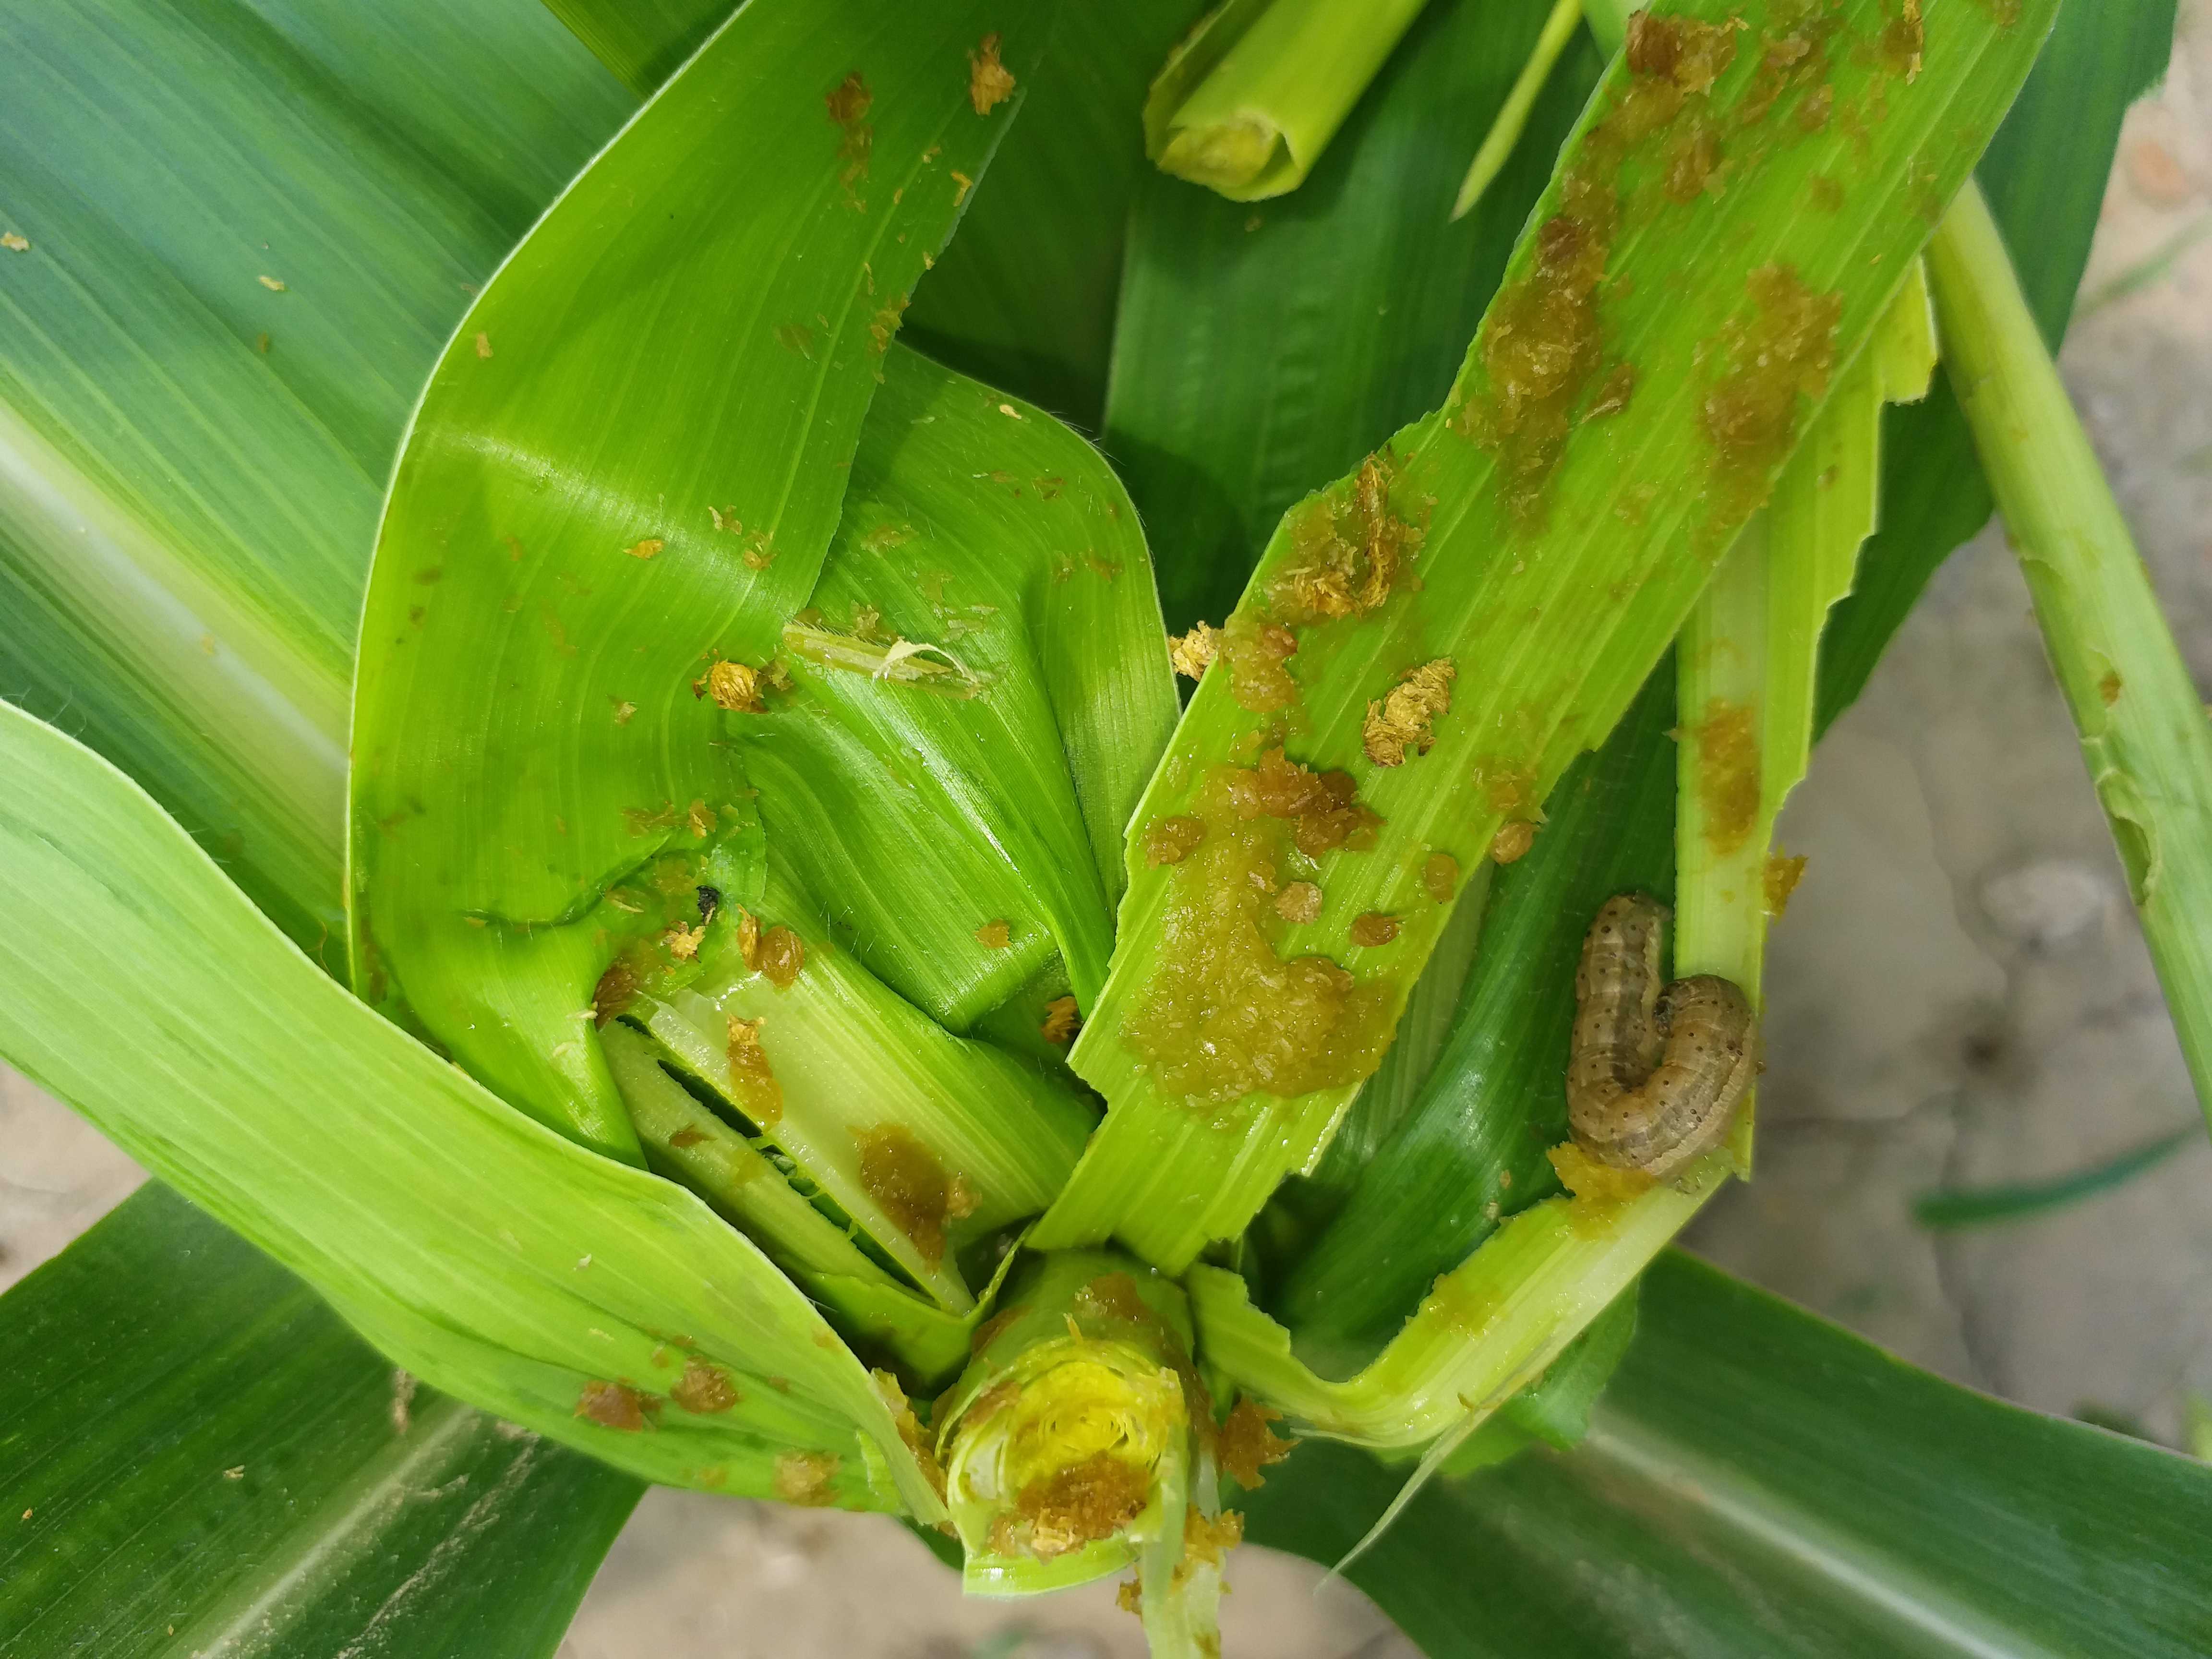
[1566, 894, 1756, 1179]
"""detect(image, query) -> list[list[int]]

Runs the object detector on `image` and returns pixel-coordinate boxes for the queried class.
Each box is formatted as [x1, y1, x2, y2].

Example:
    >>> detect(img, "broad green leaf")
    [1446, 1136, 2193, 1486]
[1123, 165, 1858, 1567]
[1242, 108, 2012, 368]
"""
[1106, 0, 1604, 633]
[0, 0, 628, 951]
[1044, 0, 2062, 1274]
[0, 1183, 642, 1659]
[0, 699, 941, 1516]
[349, 0, 1050, 1162]
[1244, 1251, 2212, 1659]
[1931, 181, 2212, 1130]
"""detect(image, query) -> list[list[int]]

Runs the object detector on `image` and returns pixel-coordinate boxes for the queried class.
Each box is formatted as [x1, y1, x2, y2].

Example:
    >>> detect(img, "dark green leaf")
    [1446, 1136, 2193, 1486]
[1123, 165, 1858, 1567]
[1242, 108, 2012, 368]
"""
[0, 1183, 641, 1659]
[906, 0, 1206, 427]
[541, 0, 730, 95]
[1245, 1251, 2212, 1659]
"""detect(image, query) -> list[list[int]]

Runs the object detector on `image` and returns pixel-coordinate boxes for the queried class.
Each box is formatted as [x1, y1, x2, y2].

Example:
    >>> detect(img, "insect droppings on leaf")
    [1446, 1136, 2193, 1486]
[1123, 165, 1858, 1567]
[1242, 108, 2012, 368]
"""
[1490, 821, 1537, 865]
[1274, 881, 1322, 924]
[1041, 994, 1081, 1044]
[576, 1380, 647, 1431]
[474, 331, 492, 358]
[1361, 658, 1455, 767]
[697, 658, 764, 713]
[725, 1015, 784, 1126]
[854, 1123, 964, 1265]
[1349, 912, 1400, 948]
[1763, 852, 1808, 916]
[1690, 697, 1761, 854]
[975, 919, 1011, 950]
[756, 925, 805, 988]
[773, 1451, 841, 1506]
[969, 32, 1016, 115]
[672, 1358, 741, 1414]
[1219, 1398, 1293, 1489]
[1169, 623, 1219, 680]
[1144, 815, 1207, 866]
[0, 232, 27, 252]
[1423, 852, 1459, 903]
[625, 537, 663, 560]
[257, 274, 285, 291]
[826, 72, 872, 190]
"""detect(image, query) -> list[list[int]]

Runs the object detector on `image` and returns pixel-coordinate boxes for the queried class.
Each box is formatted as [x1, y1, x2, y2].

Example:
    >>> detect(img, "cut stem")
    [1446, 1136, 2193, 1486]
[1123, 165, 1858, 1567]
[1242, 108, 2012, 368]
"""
[1929, 179, 2212, 1134]
[1145, 0, 1432, 201]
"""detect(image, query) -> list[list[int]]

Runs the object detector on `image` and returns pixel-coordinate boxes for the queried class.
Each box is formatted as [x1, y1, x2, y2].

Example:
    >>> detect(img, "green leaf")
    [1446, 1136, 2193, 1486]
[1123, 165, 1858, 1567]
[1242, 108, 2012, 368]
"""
[1242, 1251, 2212, 1658]
[1106, 0, 1605, 633]
[0, 697, 940, 1515]
[0, 0, 628, 951]
[0, 1183, 641, 1659]
[348, 0, 1051, 1161]
[1044, 0, 2062, 1275]
[1913, 1125, 2196, 1230]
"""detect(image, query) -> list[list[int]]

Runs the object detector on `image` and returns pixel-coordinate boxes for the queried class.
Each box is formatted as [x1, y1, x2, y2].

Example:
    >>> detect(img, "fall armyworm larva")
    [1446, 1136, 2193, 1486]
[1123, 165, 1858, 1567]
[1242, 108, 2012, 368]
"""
[1566, 894, 1756, 1180]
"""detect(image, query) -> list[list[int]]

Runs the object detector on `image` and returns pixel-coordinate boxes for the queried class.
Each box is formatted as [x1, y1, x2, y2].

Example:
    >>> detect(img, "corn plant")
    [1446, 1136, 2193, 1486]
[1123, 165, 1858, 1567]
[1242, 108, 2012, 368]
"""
[3, 0, 2210, 1655]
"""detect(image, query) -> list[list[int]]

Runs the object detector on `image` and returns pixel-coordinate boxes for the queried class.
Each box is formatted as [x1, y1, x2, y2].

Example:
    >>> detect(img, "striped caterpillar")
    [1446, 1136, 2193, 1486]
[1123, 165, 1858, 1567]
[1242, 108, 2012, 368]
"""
[1566, 894, 1755, 1179]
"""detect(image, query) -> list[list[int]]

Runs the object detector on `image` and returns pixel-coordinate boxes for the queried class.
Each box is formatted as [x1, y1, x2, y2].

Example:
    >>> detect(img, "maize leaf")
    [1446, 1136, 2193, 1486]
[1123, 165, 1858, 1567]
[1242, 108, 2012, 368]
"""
[0, 1183, 642, 1659]
[0, 0, 627, 951]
